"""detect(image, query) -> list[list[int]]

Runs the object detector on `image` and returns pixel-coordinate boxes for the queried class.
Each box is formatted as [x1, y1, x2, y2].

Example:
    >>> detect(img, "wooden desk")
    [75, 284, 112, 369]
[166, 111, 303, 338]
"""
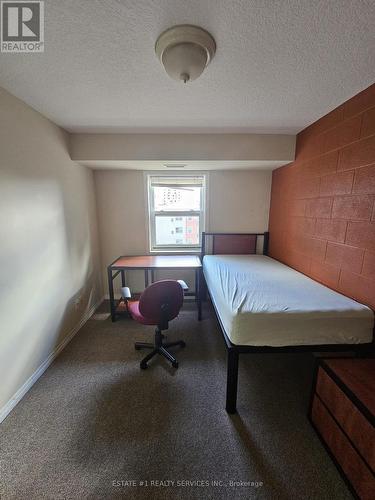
[107, 255, 202, 322]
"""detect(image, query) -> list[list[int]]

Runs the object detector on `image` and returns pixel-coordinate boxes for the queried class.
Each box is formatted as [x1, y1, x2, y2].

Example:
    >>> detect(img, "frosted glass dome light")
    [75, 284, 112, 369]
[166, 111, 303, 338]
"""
[155, 25, 216, 83]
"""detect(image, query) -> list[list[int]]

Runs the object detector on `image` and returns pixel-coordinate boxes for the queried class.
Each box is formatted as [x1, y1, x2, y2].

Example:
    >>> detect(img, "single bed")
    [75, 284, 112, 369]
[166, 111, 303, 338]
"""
[201, 232, 374, 413]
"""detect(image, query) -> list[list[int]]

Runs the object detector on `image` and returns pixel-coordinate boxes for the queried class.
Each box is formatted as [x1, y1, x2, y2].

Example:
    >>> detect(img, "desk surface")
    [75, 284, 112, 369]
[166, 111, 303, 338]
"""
[111, 255, 202, 269]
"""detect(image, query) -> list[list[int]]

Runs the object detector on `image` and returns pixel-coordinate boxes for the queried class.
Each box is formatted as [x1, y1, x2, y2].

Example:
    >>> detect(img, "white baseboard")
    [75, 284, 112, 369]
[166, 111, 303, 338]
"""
[0, 296, 104, 424]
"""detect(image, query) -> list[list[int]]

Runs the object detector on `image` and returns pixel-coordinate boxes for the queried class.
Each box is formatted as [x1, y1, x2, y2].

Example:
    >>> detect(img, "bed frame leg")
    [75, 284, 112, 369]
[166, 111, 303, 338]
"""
[226, 349, 239, 414]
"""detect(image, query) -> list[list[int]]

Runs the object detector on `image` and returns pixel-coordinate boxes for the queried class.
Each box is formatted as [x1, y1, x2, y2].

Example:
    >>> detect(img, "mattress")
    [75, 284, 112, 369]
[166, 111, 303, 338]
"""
[203, 254, 374, 347]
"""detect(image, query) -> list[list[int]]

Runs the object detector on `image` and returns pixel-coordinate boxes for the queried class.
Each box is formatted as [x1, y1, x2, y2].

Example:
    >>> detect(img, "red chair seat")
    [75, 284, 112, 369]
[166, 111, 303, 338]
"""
[128, 301, 159, 325]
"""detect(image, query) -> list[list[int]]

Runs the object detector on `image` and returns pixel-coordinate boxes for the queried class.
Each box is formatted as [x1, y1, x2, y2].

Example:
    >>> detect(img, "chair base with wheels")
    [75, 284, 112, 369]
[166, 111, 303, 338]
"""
[135, 327, 186, 369]
[121, 279, 188, 369]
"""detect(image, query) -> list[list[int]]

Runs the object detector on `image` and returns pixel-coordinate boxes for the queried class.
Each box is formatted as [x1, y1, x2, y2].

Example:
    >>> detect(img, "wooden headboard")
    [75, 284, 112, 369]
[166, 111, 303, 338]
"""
[201, 232, 269, 258]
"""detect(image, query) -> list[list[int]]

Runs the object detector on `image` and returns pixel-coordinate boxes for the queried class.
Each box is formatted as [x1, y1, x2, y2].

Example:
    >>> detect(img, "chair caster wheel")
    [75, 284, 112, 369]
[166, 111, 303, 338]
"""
[140, 362, 148, 370]
[172, 361, 179, 369]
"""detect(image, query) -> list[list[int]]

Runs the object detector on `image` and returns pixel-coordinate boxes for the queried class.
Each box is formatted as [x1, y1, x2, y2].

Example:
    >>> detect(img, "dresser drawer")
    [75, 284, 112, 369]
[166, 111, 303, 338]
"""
[316, 367, 375, 472]
[312, 395, 375, 500]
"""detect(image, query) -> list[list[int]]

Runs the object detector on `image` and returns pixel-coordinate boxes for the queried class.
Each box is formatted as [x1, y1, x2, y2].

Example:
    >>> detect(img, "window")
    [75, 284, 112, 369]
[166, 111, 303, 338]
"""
[147, 174, 206, 251]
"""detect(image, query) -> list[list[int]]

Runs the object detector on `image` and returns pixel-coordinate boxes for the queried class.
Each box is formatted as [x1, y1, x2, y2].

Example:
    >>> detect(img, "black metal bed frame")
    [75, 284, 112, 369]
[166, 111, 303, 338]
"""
[200, 231, 374, 414]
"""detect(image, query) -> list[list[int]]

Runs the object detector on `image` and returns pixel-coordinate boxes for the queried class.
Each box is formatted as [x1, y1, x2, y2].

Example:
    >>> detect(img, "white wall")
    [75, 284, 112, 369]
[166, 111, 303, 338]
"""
[71, 133, 295, 162]
[94, 169, 272, 294]
[208, 170, 272, 232]
[0, 88, 102, 419]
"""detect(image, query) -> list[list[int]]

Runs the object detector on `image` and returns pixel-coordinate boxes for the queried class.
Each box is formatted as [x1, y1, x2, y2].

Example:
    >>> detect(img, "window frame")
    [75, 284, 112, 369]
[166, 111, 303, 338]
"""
[147, 173, 207, 253]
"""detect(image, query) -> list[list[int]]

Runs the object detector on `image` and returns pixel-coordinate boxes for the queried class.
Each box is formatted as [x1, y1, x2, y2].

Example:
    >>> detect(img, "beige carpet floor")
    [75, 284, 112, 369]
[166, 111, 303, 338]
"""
[0, 302, 352, 500]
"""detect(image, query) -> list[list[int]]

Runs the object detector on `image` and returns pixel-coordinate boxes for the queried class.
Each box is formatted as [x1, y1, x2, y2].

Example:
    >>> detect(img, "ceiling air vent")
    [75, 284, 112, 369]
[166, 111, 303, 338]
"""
[164, 164, 186, 168]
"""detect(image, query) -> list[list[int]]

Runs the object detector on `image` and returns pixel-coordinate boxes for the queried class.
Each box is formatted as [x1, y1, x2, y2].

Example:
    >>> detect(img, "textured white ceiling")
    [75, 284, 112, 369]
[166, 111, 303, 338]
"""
[0, 0, 374, 134]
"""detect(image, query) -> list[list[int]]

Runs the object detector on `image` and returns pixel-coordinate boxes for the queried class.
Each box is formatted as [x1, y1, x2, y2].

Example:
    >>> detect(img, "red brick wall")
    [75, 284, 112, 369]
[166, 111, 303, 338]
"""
[269, 83, 375, 309]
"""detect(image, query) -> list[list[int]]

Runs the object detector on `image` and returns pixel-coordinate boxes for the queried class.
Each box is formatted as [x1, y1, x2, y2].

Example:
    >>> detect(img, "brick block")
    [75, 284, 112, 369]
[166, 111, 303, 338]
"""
[338, 135, 375, 171]
[289, 216, 316, 236]
[304, 217, 316, 235]
[332, 195, 374, 221]
[362, 251, 375, 279]
[269, 207, 287, 225]
[273, 164, 299, 199]
[315, 219, 347, 243]
[361, 106, 375, 139]
[293, 234, 326, 261]
[299, 105, 345, 140]
[285, 250, 311, 276]
[321, 115, 362, 154]
[288, 199, 306, 217]
[295, 132, 322, 162]
[295, 176, 320, 199]
[305, 197, 333, 218]
[325, 242, 364, 274]
[269, 218, 286, 235]
[339, 270, 375, 309]
[346, 221, 375, 250]
[352, 164, 375, 195]
[269, 229, 286, 261]
[310, 260, 340, 289]
[320, 171, 354, 196]
[344, 84, 375, 119]
[303, 151, 339, 178]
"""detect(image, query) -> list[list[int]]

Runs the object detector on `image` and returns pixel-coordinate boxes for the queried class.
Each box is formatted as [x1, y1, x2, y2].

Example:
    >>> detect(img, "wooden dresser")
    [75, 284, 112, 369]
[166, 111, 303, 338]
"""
[309, 358, 375, 499]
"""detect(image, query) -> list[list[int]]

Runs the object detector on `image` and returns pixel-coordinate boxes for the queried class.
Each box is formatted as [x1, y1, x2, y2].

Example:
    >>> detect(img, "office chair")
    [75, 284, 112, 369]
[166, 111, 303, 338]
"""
[121, 280, 187, 369]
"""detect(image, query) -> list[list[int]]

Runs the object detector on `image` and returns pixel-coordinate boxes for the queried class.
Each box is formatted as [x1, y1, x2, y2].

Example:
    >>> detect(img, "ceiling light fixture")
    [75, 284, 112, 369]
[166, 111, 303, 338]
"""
[155, 25, 216, 83]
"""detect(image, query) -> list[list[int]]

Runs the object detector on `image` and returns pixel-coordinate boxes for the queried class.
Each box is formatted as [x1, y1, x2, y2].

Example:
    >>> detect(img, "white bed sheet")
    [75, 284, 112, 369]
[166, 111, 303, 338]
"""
[203, 254, 374, 347]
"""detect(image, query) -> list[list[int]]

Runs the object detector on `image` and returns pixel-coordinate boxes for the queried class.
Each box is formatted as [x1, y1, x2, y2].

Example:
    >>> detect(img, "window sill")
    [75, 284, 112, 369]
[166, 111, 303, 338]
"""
[149, 248, 201, 255]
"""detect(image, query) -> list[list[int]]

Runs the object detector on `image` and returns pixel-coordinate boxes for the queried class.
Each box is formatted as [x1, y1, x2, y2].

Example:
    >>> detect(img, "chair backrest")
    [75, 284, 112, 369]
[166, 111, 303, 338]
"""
[138, 280, 184, 323]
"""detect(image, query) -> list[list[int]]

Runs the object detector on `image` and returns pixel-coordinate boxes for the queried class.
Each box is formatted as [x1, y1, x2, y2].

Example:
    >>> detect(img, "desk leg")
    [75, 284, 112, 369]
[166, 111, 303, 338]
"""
[107, 267, 116, 322]
[121, 270, 126, 287]
[144, 270, 149, 288]
[151, 269, 155, 283]
[196, 268, 202, 321]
